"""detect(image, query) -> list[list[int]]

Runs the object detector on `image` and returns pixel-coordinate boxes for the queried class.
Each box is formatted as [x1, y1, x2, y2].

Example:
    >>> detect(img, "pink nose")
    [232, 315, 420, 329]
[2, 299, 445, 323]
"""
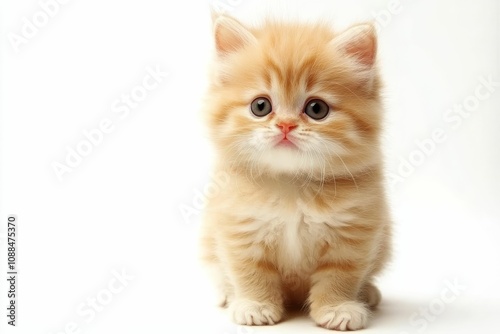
[276, 122, 297, 134]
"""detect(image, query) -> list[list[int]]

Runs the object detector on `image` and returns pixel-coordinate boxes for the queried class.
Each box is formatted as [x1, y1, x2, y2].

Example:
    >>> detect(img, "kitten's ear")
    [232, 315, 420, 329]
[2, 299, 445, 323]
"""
[214, 16, 256, 55]
[331, 24, 377, 67]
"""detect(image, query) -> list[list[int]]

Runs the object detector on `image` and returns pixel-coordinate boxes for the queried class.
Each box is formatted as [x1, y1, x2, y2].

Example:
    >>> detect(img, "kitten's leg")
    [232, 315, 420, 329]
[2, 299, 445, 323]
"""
[223, 243, 284, 325]
[200, 230, 234, 307]
[227, 260, 284, 325]
[358, 281, 381, 308]
[358, 225, 390, 309]
[308, 259, 369, 331]
[205, 262, 234, 307]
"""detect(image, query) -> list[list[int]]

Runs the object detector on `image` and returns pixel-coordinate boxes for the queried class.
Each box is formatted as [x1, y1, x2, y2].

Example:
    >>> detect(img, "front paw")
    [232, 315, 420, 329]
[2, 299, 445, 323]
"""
[230, 299, 283, 326]
[310, 301, 369, 331]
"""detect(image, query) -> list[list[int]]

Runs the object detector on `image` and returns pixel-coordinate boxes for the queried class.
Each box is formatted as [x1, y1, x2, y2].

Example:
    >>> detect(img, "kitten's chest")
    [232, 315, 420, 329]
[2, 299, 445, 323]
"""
[251, 196, 349, 269]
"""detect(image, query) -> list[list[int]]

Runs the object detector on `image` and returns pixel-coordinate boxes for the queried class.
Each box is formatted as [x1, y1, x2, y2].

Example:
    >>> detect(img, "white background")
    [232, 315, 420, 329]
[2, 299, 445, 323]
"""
[1, 0, 499, 333]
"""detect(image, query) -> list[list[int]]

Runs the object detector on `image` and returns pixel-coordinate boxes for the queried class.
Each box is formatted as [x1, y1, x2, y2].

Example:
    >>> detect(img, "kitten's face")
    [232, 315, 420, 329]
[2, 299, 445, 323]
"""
[206, 18, 383, 179]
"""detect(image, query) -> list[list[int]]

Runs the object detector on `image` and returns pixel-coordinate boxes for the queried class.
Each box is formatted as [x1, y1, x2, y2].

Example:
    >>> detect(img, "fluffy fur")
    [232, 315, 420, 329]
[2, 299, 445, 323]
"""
[200, 15, 391, 331]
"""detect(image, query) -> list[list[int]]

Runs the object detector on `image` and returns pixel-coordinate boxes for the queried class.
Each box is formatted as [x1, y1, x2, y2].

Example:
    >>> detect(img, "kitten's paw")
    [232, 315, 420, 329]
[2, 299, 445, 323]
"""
[359, 282, 381, 308]
[311, 301, 369, 331]
[230, 299, 283, 326]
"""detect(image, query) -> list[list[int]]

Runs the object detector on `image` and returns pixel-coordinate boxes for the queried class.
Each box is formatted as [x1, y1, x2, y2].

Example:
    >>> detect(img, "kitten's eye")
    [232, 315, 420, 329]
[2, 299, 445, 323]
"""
[251, 97, 272, 117]
[304, 99, 329, 120]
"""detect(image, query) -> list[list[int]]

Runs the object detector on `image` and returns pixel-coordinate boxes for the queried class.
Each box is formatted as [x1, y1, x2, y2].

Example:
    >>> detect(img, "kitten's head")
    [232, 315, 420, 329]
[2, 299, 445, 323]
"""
[205, 16, 383, 180]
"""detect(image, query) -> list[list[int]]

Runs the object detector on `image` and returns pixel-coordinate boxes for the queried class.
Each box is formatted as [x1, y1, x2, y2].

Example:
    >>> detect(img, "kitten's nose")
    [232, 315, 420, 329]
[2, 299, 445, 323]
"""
[276, 122, 297, 134]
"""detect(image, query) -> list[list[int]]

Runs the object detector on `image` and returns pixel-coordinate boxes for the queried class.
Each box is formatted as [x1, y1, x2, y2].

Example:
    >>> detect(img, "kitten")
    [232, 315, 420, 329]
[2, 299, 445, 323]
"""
[200, 14, 392, 331]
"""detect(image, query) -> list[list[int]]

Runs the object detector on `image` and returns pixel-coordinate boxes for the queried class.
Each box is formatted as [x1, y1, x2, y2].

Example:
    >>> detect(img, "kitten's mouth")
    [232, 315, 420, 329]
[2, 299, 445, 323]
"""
[276, 137, 298, 148]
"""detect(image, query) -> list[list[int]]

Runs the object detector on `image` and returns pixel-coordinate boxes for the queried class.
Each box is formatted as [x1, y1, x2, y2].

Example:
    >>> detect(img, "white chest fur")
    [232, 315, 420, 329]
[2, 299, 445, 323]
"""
[233, 195, 353, 275]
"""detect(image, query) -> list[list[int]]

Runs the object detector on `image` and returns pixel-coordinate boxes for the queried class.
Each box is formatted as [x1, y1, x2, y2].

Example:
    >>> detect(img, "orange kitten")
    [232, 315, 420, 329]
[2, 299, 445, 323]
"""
[200, 14, 392, 331]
